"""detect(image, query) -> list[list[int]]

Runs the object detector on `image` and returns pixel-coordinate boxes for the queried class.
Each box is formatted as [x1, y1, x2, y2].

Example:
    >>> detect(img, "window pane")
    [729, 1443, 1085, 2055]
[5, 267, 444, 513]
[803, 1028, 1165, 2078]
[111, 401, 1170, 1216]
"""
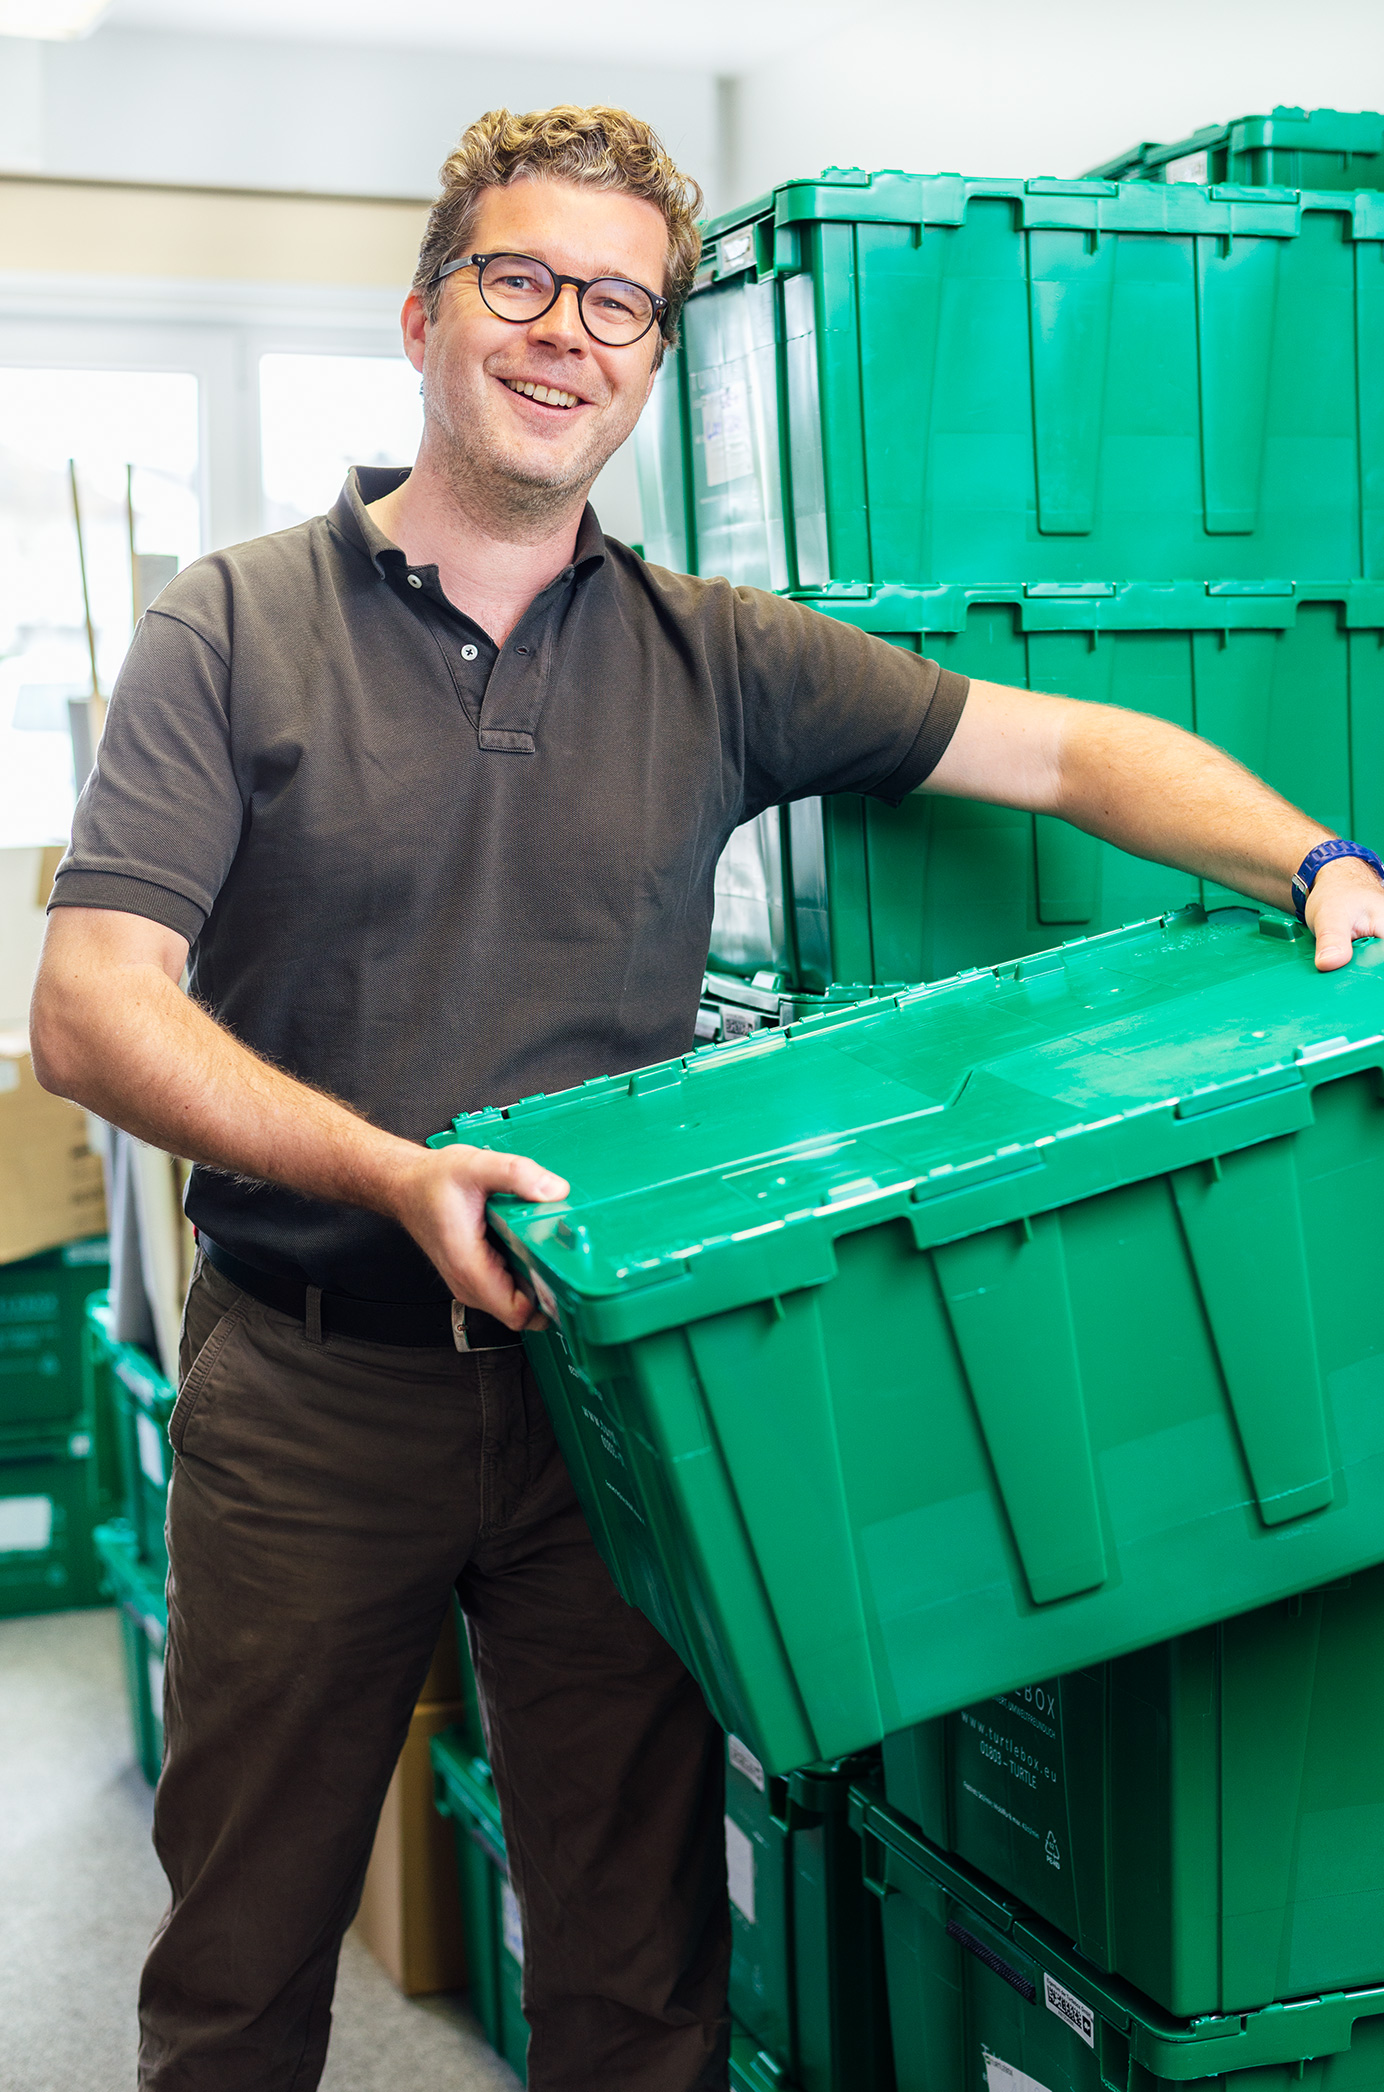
[0, 366, 201, 848]
[259, 352, 422, 531]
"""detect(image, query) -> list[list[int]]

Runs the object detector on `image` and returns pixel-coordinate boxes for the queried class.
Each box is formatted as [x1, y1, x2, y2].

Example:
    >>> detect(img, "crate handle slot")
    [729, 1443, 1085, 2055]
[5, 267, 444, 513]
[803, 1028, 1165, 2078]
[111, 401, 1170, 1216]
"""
[933, 1215, 1108, 1605]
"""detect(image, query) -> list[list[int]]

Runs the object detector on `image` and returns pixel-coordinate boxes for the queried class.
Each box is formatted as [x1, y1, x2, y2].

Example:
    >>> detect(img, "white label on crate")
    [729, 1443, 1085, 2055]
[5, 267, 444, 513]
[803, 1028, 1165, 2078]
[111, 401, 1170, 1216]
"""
[136, 1410, 167, 1488]
[698, 381, 753, 487]
[501, 1880, 525, 1966]
[0, 1495, 52, 1553]
[147, 1648, 165, 1713]
[1165, 150, 1208, 184]
[984, 2051, 1054, 2092]
[725, 1816, 756, 1924]
[727, 1735, 766, 1792]
[1043, 1973, 1096, 2049]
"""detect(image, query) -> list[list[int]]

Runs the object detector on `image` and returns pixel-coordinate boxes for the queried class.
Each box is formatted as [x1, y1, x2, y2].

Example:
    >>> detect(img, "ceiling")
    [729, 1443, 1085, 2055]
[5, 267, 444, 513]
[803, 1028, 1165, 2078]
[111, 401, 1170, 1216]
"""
[104, 0, 883, 70]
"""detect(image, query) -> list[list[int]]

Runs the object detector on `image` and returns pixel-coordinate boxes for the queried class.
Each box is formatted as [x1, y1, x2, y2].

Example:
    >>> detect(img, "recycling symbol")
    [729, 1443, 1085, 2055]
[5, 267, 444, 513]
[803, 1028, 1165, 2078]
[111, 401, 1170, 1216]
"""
[1045, 1830, 1061, 1870]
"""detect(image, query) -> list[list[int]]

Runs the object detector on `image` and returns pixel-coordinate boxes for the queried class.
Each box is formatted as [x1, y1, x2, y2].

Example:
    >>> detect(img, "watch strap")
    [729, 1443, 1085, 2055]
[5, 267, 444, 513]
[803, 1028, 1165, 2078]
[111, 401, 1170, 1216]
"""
[1291, 839, 1384, 922]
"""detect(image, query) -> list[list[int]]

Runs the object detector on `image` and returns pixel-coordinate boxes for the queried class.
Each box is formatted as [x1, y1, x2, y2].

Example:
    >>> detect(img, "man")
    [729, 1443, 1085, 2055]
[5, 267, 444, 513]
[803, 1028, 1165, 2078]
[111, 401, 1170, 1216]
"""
[30, 103, 1384, 2092]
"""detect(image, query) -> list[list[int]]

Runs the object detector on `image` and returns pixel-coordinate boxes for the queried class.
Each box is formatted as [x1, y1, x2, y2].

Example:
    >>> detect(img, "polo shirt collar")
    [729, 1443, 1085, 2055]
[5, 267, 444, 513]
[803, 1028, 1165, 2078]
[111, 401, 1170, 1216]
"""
[329, 466, 608, 586]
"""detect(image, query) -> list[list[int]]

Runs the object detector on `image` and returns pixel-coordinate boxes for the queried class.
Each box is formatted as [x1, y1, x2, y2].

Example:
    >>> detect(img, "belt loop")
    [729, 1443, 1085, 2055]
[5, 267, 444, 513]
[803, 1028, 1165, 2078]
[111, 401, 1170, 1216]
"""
[305, 1285, 324, 1345]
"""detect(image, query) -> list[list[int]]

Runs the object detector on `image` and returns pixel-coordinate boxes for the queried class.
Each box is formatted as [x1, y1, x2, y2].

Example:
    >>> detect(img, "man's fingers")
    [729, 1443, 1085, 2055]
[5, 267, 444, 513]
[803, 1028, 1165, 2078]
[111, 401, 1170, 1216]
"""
[458, 1145, 569, 1203]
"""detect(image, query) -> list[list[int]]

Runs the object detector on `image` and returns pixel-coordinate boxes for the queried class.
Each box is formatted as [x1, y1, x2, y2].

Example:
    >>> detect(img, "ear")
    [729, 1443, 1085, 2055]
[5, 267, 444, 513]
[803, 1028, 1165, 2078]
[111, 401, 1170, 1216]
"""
[400, 293, 428, 375]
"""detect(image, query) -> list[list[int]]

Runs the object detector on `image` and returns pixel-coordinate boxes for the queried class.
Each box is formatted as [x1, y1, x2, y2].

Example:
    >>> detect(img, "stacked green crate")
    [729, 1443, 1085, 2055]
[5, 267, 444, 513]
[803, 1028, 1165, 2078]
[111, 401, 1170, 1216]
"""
[430, 1730, 529, 2081]
[1087, 105, 1384, 191]
[436, 907, 1384, 1775]
[882, 1564, 1384, 2016]
[638, 162, 1384, 990]
[0, 1239, 109, 1616]
[726, 1733, 894, 2092]
[93, 1518, 167, 1784]
[852, 1788, 1384, 2092]
[651, 169, 1384, 591]
[744, 579, 1384, 986]
[85, 1296, 176, 1573]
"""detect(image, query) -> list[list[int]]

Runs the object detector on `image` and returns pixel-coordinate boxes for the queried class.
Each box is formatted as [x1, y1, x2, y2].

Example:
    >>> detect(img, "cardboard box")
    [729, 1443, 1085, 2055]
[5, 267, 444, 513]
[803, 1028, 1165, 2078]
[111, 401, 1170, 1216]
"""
[353, 1694, 468, 1995]
[0, 1041, 106, 1266]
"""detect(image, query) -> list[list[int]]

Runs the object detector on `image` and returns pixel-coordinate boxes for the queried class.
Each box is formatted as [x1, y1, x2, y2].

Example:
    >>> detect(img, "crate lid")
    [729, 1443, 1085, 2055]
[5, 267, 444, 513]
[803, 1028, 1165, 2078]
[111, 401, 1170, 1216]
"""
[695, 164, 1381, 277]
[1084, 105, 1384, 184]
[853, 1789, 1384, 2078]
[431, 909, 1384, 1348]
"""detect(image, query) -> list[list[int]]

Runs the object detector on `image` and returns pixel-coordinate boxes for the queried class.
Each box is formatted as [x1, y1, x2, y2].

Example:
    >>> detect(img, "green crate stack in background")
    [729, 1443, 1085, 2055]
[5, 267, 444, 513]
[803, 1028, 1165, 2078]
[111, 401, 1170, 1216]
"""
[851, 1788, 1384, 2092]
[84, 1294, 176, 1575]
[82, 1295, 177, 1782]
[430, 1730, 529, 2082]
[435, 908, 1384, 1776]
[0, 1238, 109, 1616]
[1087, 104, 1384, 192]
[726, 1733, 894, 2092]
[93, 1517, 167, 1786]
[636, 137, 1384, 997]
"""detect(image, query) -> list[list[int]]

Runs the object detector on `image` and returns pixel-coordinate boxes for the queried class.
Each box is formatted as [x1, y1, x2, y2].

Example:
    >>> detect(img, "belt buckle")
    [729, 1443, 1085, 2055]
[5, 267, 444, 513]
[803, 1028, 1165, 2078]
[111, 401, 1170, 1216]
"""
[451, 1300, 472, 1353]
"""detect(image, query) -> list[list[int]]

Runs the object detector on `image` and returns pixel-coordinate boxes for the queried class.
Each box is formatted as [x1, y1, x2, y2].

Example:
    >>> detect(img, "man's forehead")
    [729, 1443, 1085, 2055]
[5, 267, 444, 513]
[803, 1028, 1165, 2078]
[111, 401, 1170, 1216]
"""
[471, 178, 668, 277]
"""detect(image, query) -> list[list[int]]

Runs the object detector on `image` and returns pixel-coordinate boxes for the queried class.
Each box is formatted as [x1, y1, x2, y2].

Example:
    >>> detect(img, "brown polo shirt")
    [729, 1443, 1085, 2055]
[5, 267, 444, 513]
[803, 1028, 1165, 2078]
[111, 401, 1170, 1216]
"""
[51, 466, 968, 1300]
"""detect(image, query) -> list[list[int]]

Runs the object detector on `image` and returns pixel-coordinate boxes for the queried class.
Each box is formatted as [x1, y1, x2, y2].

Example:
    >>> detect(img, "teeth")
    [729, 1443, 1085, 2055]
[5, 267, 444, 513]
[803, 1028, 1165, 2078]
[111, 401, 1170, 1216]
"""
[506, 379, 580, 408]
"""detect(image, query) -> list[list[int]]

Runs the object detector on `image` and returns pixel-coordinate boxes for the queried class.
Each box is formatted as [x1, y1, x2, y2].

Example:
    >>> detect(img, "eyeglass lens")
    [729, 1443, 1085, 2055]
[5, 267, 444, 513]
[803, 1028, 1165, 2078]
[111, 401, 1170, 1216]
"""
[478, 255, 656, 345]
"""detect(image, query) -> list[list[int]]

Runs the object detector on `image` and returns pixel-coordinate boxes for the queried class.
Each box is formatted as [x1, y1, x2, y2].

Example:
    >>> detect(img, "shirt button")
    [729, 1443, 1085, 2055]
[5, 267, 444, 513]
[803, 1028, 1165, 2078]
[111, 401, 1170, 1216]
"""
[407, 574, 423, 589]
[461, 643, 478, 661]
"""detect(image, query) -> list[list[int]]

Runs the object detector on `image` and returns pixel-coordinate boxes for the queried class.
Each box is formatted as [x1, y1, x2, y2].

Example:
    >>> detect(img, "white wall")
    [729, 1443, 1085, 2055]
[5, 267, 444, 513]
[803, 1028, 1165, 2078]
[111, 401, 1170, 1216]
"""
[0, 26, 724, 210]
[727, 0, 1384, 204]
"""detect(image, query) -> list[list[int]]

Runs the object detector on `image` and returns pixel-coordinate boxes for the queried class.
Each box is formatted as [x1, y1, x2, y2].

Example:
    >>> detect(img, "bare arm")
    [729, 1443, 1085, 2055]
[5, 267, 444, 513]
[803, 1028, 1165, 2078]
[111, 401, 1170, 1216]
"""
[29, 907, 566, 1328]
[925, 680, 1384, 972]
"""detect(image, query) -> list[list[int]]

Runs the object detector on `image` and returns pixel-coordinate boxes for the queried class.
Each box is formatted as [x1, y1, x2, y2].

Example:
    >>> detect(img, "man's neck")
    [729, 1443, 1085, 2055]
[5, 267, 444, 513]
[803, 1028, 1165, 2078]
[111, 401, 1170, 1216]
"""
[367, 451, 588, 647]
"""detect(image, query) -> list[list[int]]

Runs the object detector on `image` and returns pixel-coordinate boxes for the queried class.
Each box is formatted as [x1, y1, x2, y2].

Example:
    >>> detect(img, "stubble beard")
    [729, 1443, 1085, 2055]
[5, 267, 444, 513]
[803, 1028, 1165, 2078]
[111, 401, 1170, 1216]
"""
[425, 365, 634, 536]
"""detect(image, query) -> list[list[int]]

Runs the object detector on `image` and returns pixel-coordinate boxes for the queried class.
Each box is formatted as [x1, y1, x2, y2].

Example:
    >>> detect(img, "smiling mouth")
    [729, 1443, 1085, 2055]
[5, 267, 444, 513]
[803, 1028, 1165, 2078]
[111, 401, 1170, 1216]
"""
[502, 378, 583, 410]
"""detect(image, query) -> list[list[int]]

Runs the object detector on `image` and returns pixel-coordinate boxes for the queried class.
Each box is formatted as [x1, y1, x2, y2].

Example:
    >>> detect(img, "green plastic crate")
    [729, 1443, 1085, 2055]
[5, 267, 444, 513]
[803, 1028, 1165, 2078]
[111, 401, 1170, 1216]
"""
[84, 1298, 174, 1569]
[882, 1564, 1384, 2018]
[0, 1432, 104, 1615]
[94, 1517, 166, 1785]
[1087, 106, 1384, 194]
[0, 1238, 109, 1444]
[638, 172, 1384, 588]
[709, 578, 1384, 991]
[430, 1729, 528, 2081]
[853, 1789, 1384, 2092]
[727, 1734, 894, 2092]
[434, 907, 1384, 1773]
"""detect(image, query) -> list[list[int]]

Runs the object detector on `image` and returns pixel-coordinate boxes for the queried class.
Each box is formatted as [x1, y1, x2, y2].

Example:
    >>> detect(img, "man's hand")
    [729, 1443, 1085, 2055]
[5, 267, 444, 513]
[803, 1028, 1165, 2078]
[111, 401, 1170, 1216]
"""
[387, 1142, 570, 1330]
[1304, 857, 1384, 972]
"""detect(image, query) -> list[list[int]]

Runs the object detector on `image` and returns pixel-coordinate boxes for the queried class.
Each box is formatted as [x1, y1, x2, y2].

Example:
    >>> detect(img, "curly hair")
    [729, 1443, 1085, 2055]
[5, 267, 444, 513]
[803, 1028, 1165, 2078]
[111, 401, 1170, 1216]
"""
[412, 105, 704, 354]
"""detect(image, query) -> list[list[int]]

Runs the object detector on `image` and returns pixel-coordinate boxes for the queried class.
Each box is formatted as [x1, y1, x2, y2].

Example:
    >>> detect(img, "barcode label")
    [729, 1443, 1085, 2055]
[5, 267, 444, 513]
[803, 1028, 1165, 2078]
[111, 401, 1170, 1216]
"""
[1043, 1971, 1095, 2049]
[728, 1735, 765, 1791]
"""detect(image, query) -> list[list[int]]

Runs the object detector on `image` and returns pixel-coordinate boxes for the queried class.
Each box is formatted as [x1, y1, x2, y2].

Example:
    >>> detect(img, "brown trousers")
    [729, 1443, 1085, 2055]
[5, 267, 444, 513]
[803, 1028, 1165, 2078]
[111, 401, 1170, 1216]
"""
[138, 1258, 730, 2091]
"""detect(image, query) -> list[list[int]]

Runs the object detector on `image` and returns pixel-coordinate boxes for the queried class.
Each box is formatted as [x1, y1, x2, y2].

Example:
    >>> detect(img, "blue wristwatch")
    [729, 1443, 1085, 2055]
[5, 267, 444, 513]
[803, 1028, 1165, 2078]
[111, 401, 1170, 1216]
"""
[1291, 838, 1384, 923]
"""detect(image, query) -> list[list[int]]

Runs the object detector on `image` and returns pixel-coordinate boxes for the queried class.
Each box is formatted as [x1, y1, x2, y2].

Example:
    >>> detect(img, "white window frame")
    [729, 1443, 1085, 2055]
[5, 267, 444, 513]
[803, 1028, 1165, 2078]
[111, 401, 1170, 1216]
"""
[0, 272, 412, 552]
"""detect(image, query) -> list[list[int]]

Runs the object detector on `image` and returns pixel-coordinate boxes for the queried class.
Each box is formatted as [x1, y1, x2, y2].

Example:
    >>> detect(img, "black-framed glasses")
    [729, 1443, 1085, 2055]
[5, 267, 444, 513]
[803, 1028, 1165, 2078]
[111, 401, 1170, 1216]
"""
[435, 252, 668, 347]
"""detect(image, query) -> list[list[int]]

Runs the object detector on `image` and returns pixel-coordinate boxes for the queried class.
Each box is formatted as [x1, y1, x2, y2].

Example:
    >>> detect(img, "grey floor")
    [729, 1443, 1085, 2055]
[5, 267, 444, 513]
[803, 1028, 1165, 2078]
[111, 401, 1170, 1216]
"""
[0, 1606, 519, 2092]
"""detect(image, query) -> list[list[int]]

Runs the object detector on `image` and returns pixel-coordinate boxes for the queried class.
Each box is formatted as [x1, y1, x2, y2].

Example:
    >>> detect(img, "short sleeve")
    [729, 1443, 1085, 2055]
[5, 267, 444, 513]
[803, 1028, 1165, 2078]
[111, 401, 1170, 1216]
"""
[49, 603, 244, 942]
[731, 589, 969, 820]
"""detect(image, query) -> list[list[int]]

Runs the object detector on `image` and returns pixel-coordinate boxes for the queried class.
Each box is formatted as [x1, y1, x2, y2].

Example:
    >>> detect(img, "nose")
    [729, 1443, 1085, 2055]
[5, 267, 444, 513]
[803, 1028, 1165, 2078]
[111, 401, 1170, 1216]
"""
[528, 281, 586, 352]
